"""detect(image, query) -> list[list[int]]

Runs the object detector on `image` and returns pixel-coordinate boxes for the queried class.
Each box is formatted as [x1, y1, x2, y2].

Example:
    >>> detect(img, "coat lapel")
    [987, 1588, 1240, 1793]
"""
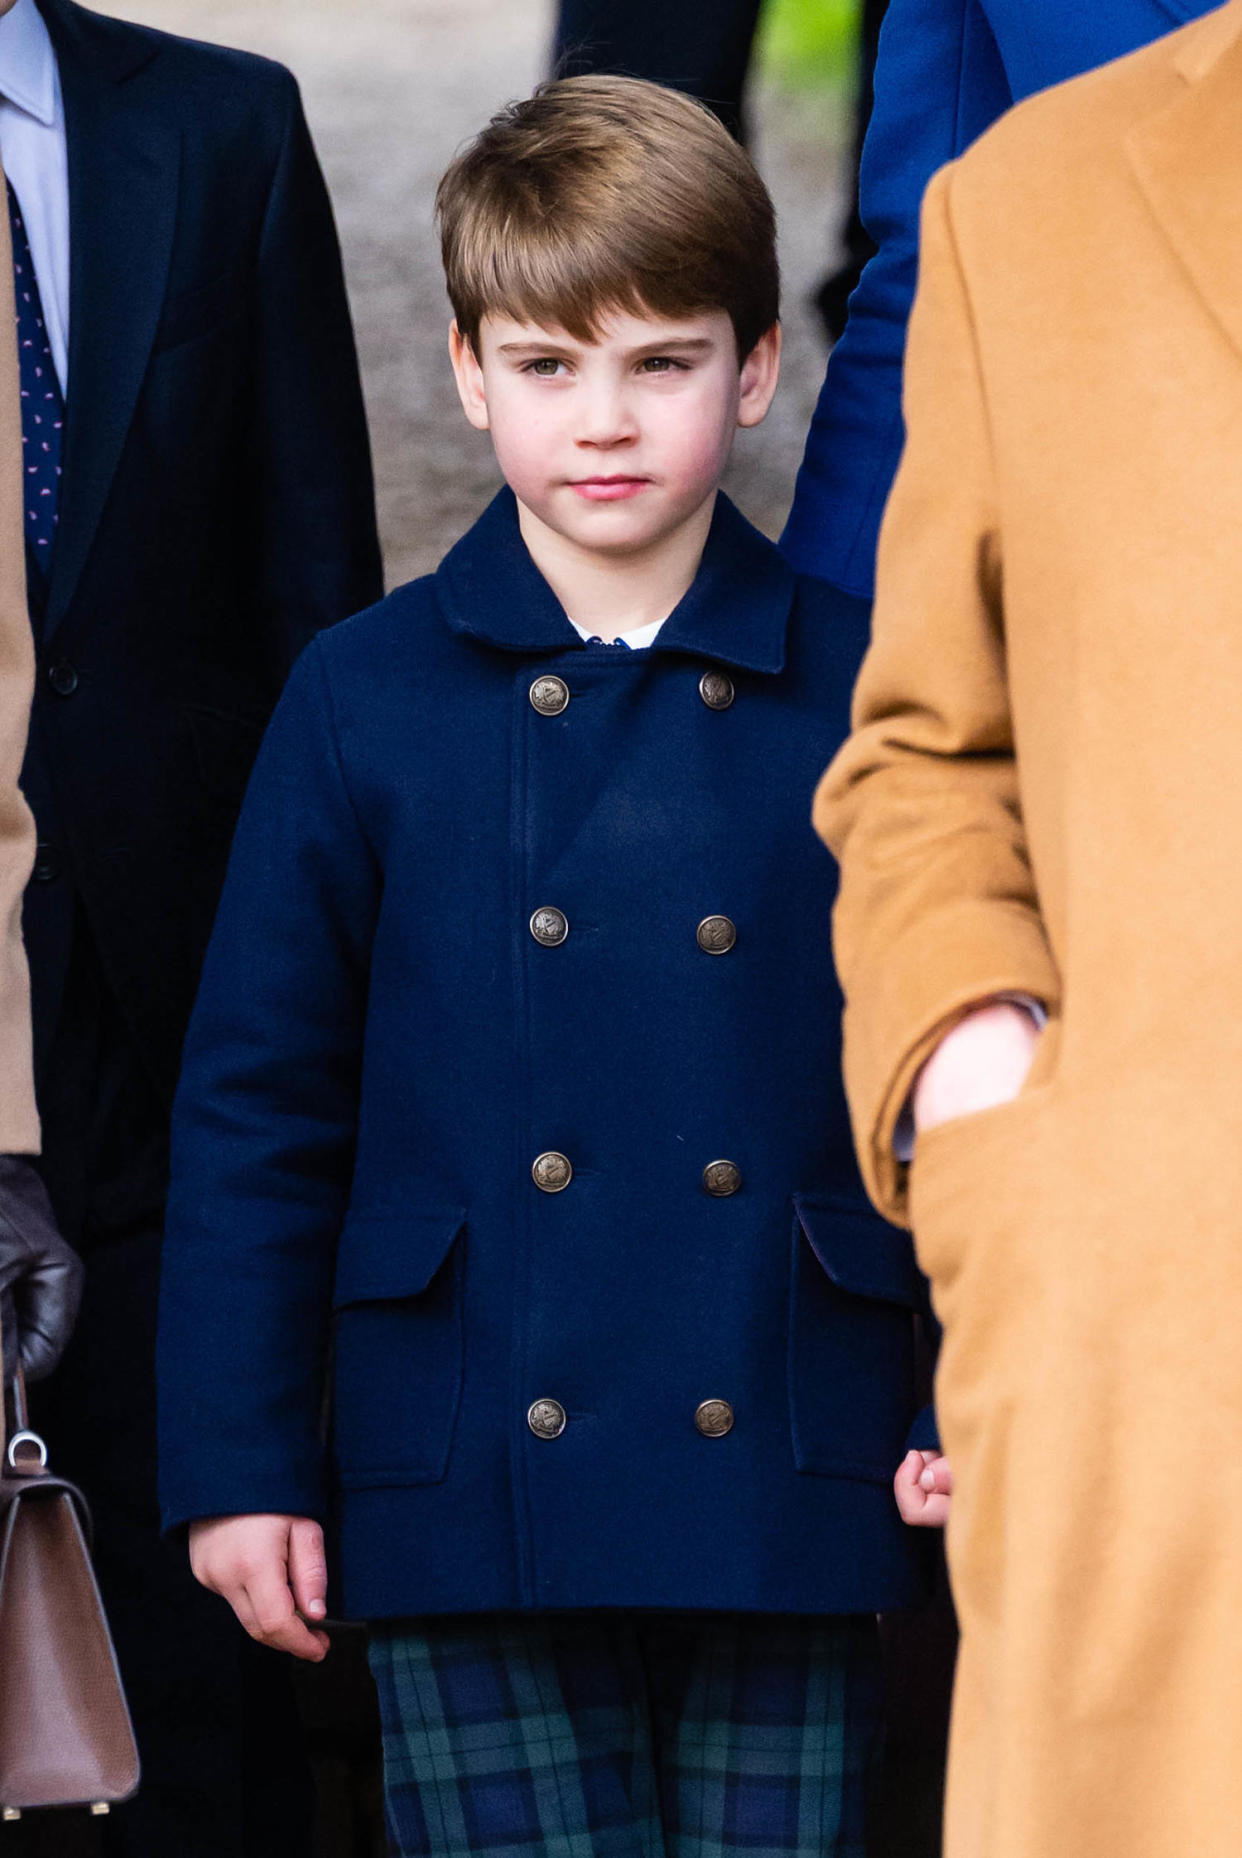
[37, 0, 177, 635]
[1125, 1, 1242, 363]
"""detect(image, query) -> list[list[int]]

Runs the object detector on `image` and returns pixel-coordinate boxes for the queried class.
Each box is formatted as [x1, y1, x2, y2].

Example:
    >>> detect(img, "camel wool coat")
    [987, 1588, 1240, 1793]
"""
[816, 5, 1242, 1855]
[0, 162, 40, 1156]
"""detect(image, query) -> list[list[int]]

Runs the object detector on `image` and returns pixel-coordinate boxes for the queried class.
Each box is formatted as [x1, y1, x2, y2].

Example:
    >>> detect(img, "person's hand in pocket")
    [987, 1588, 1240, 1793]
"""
[913, 999, 1042, 1136]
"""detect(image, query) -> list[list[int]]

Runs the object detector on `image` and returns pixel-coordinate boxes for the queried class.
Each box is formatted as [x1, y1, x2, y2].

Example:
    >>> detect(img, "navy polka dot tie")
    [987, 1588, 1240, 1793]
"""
[7, 180, 62, 577]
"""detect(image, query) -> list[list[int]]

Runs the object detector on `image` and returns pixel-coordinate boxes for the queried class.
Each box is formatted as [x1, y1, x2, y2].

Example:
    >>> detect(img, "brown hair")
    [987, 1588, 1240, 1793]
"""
[436, 75, 779, 362]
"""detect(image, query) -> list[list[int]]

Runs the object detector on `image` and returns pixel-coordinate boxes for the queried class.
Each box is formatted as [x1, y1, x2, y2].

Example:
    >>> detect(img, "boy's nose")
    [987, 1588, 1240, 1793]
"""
[574, 385, 639, 448]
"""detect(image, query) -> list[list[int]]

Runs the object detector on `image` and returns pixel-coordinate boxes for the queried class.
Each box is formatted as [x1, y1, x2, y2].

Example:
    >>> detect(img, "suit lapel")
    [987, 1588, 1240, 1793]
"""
[1125, 2, 1242, 363]
[38, 0, 177, 635]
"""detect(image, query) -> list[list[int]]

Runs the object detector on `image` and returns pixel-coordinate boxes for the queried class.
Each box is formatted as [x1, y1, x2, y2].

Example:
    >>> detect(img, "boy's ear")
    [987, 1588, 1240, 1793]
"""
[736, 322, 782, 430]
[449, 321, 491, 432]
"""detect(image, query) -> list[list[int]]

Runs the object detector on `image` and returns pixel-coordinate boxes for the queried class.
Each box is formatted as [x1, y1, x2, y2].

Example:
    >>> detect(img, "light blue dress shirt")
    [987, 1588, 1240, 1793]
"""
[0, 0, 68, 395]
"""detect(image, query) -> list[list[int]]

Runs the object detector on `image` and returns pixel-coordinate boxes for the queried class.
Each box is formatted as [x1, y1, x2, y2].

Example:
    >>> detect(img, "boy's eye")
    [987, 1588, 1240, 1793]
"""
[638, 356, 688, 374]
[524, 357, 566, 376]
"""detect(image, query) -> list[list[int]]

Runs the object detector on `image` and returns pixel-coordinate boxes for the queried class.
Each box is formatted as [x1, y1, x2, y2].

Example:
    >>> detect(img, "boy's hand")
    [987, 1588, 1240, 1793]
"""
[189, 1514, 330, 1662]
[894, 1449, 953, 1527]
[913, 999, 1041, 1135]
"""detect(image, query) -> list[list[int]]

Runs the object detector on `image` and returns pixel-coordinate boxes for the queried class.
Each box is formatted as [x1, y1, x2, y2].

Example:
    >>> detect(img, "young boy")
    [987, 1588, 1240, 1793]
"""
[157, 76, 936, 1858]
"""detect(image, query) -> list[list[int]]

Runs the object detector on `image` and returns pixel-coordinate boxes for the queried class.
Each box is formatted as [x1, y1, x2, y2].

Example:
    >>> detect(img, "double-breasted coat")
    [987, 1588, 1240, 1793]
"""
[818, 5, 1242, 1853]
[158, 490, 931, 1621]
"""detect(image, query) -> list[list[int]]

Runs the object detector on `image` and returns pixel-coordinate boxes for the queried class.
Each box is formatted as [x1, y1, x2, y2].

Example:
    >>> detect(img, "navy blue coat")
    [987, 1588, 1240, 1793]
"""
[780, 0, 1213, 599]
[158, 492, 931, 1621]
[21, 0, 382, 1103]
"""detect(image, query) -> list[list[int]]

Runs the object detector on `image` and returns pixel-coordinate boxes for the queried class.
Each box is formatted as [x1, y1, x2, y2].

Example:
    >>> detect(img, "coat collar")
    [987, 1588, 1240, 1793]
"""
[435, 487, 795, 675]
[36, 0, 176, 636]
[1125, 0, 1242, 362]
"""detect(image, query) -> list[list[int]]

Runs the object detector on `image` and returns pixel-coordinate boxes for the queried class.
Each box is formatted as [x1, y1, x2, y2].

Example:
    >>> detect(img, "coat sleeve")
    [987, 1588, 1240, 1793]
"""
[0, 155, 39, 1157]
[157, 634, 381, 1531]
[812, 165, 1059, 1227]
[245, 73, 384, 682]
[780, 0, 1012, 598]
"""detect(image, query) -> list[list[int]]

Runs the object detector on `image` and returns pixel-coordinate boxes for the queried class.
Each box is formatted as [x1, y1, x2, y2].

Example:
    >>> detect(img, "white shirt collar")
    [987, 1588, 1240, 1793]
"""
[565, 613, 667, 651]
[0, 0, 58, 128]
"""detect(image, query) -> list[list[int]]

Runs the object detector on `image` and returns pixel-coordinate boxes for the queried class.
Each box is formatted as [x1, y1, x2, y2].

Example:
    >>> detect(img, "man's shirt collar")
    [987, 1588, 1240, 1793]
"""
[0, 0, 59, 127]
[435, 487, 795, 675]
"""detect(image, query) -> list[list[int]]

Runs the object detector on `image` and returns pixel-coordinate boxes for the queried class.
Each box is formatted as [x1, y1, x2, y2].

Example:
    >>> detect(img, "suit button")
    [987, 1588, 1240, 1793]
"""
[530, 906, 569, 947]
[530, 675, 570, 717]
[695, 1399, 735, 1438]
[47, 661, 78, 697]
[528, 1398, 567, 1440]
[699, 671, 734, 711]
[697, 915, 736, 955]
[30, 843, 60, 883]
[532, 1151, 573, 1193]
[702, 1159, 742, 1197]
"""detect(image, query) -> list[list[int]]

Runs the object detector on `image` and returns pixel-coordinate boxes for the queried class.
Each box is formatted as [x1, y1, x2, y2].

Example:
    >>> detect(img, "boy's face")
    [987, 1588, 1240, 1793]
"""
[450, 307, 780, 560]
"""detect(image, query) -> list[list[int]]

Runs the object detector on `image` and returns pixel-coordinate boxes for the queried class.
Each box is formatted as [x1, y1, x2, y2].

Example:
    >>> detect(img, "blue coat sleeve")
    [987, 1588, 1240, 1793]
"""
[780, 0, 1012, 598]
[157, 634, 381, 1532]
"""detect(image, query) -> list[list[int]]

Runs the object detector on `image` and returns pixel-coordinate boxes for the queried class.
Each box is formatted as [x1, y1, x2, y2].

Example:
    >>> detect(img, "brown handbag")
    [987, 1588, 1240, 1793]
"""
[0, 1360, 140, 1821]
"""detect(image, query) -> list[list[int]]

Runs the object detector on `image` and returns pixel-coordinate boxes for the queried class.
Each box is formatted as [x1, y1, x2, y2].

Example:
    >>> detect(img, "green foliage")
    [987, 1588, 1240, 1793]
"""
[756, 0, 859, 91]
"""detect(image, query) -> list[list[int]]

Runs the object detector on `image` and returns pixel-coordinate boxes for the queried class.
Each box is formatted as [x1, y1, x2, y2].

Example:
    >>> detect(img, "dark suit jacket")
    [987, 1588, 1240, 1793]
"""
[159, 490, 934, 1622]
[22, 0, 383, 1101]
[781, 0, 1215, 599]
[554, 0, 762, 139]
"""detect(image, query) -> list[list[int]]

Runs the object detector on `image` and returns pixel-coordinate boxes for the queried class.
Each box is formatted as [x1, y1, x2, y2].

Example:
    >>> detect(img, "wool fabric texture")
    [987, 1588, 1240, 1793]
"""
[158, 489, 933, 1621]
[817, 4, 1242, 1853]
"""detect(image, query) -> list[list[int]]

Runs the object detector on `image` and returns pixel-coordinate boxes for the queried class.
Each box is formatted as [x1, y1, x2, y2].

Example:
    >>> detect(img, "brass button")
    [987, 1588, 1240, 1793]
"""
[702, 1159, 742, 1197]
[528, 1398, 567, 1440]
[530, 907, 569, 947]
[697, 915, 736, 955]
[695, 1399, 735, 1438]
[699, 671, 734, 711]
[532, 1151, 573, 1193]
[530, 675, 570, 717]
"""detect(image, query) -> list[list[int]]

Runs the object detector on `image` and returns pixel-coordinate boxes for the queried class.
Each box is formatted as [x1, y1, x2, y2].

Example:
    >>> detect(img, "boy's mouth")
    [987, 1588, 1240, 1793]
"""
[569, 476, 651, 502]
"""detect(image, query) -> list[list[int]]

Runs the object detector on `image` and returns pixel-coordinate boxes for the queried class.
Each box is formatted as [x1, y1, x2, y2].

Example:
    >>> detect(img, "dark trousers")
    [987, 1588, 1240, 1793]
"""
[27, 1227, 313, 1858]
[553, 0, 763, 140]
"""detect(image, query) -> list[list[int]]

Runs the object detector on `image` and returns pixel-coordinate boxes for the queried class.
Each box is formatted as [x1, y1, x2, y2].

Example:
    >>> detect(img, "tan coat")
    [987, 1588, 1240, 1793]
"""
[816, 6, 1242, 1855]
[0, 165, 38, 1155]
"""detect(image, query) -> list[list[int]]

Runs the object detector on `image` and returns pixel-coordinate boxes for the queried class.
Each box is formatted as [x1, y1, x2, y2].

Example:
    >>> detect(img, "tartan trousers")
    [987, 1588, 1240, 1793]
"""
[367, 1613, 880, 1858]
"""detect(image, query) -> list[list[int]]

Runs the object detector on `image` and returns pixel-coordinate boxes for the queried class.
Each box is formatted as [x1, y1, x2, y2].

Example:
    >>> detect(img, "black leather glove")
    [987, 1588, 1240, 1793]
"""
[0, 1156, 83, 1381]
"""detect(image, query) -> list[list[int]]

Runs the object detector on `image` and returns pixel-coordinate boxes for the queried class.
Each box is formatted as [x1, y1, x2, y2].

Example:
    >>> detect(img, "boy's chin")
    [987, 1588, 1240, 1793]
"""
[528, 491, 711, 557]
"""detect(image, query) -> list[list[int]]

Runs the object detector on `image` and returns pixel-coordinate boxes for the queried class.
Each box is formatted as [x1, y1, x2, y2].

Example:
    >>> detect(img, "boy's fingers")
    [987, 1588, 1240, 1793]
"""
[242, 1559, 295, 1637]
[894, 1486, 924, 1524]
[288, 1519, 329, 1621]
[893, 1453, 929, 1524]
[918, 1456, 954, 1495]
[241, 1575, 329, 1662]
[913, 1492, 951, 1528]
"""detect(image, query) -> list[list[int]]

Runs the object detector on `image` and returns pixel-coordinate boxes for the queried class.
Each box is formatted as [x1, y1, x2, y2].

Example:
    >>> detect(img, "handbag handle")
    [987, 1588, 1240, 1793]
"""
[4, 1360, 47, 1478]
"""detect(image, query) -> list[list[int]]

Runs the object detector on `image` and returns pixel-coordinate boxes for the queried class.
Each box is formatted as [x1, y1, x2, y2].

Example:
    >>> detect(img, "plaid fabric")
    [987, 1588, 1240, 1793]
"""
[368, 1613, 880, 1858]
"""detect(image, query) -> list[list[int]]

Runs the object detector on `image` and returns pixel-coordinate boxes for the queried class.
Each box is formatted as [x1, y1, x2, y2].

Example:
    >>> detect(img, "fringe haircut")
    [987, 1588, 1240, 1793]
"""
[436, 75, 779, 362]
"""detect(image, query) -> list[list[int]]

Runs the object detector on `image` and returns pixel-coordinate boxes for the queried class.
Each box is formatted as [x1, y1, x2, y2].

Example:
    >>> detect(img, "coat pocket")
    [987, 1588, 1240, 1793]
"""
[788, 1194, 920, 1483]
[331, 1211, 466, 1489]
